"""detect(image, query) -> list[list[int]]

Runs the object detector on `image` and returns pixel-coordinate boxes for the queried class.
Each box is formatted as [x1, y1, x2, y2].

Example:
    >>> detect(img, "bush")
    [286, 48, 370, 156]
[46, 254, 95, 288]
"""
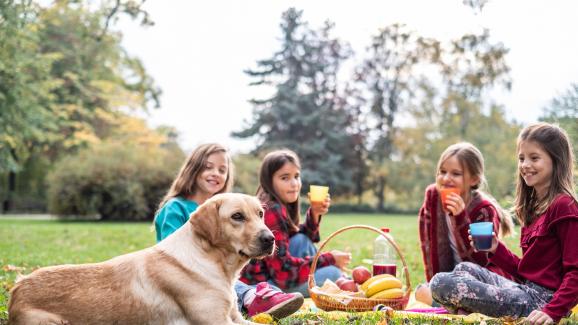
[46, 141, 183, 220]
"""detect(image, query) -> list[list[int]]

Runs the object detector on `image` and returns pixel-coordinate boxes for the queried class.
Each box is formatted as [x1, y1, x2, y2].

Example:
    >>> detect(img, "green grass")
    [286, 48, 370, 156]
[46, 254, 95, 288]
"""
[0, 214, 543, 324]
[0, 217, 155, 321]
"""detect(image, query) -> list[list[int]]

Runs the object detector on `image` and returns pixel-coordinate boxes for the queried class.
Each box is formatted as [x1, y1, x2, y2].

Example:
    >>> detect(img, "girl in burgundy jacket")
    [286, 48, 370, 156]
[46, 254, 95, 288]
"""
[430, 123, 578, 324]
[416, 142, 514, 304]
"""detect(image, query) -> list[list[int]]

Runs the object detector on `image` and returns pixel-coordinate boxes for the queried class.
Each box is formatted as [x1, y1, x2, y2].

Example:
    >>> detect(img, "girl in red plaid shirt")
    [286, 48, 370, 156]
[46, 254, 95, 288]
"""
[240, 149, 351, 297]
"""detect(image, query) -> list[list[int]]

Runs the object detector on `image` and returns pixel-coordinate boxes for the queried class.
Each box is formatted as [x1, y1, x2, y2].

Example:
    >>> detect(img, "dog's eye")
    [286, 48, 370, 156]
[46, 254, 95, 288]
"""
[258, 211, 264, 219]
[231, 212, 245, 222]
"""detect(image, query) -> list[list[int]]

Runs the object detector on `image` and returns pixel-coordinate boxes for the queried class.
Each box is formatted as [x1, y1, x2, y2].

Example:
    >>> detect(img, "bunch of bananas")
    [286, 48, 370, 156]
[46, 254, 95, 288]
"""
[360, 274, 403, 299]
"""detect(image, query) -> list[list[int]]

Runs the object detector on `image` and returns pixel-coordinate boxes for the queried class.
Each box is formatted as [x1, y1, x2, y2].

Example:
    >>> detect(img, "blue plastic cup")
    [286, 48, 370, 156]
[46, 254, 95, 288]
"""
[469, 222, 493, 251]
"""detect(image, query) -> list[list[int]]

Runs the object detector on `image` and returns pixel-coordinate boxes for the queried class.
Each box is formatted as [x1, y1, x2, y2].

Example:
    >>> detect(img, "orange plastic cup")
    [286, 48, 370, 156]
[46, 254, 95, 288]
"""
[440, 187, 461, 210]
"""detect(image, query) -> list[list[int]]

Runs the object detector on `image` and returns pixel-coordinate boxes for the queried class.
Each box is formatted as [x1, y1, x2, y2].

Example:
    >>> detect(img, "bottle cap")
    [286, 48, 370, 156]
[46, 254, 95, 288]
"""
[380, 227, 390, 233]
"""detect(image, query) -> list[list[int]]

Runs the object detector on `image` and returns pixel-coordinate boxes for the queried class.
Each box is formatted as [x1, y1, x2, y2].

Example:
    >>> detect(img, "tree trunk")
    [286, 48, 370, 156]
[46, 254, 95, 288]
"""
[375, 176, 386, 212]
[3, 171, 16, 213]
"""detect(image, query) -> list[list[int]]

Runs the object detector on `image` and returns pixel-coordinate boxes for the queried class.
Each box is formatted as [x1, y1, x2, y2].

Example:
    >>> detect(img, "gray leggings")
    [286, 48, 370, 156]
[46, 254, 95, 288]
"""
[430, 262, 553, 318]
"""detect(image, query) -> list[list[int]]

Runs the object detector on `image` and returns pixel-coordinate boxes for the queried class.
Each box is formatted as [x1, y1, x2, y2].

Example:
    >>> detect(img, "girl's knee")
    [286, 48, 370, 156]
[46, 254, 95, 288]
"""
[327, 265, 342, 280]
[289, 233, 316, 258]
[429, 272, 454, 298]
[429, 273, 443, 292]
[454, 261, 478, 273]
[318, 265, 342, 282]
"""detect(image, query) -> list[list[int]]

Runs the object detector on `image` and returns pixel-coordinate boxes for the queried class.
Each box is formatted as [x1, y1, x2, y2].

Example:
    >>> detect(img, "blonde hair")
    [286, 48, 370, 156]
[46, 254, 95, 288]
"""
[514, 123, 577, 226]
[257, 149, 302, 232]
[156, 143, 234, 211]
[437, 142, 514, 237]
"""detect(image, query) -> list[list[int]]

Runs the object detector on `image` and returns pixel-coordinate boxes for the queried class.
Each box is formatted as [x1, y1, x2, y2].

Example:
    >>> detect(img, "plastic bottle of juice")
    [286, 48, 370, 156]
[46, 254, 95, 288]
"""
[373, 227, 397, 276]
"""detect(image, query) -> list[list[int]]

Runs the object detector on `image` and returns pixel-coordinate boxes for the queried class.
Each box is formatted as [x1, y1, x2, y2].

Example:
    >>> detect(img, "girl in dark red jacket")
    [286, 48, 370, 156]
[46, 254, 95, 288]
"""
[416, 142, 514, 304]
[430, 123, 578, 324]
[240, 149, 351, 297]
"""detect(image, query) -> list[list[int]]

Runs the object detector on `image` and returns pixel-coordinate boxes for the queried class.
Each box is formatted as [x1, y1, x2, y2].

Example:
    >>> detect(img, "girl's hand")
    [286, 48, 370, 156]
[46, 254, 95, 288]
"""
[445, 193, 465, 216]
[309, 193, 331, 218]
[525, 310, 553, 325]
[468, 230, 499, 254]
[330, 250, 351, 270]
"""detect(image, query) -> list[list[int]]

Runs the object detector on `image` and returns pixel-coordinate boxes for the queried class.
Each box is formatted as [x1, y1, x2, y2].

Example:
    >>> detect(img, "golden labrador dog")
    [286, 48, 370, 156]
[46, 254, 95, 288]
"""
[8, 193, 275, 325]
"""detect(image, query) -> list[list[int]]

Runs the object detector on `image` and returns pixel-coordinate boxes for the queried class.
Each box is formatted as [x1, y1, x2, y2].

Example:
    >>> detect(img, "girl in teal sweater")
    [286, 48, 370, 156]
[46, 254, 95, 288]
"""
[154, 143, 303, 319]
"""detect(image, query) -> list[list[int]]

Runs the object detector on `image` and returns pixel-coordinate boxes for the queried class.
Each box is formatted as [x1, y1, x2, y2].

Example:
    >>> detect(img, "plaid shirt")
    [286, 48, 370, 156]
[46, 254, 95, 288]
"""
[240, 202, 335, 290]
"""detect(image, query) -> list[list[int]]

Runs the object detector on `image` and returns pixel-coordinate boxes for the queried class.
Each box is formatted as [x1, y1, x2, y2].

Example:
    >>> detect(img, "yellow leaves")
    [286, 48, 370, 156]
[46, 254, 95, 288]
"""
[251, 313, 275, 324]
[90, 80, 144, 110]
[2, 264, 23, 273]
[108, 115, 168, 148]
[71, 129, 100, 145]
[461, 312, 494, 324]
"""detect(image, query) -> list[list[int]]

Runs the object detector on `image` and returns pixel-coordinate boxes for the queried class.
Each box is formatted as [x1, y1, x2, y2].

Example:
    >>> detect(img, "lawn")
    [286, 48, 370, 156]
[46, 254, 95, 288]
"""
[0, 214, 528, 324]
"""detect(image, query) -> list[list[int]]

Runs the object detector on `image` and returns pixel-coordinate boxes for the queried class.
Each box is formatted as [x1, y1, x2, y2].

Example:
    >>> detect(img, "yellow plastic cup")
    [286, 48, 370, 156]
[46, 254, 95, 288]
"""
[309, 185, 329, 202]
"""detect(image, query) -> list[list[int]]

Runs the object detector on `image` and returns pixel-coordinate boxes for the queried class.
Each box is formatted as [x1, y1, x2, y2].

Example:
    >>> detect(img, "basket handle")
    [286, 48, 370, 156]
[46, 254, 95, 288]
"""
[308, 224, 411, 294]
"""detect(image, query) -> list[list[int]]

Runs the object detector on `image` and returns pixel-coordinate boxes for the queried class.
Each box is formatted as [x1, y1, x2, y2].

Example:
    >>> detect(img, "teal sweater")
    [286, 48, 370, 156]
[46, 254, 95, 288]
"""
[154, 197, 199, 242]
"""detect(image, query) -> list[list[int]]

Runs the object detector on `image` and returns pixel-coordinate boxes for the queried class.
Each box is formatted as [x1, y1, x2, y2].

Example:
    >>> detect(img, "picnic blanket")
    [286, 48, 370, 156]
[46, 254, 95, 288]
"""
[292, 293, 578, 323]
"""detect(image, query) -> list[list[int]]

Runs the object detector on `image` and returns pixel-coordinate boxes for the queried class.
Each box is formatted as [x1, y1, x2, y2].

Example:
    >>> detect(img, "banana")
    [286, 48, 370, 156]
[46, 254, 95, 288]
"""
[369, 287, 404, 299]
[364, 276, 402, 297]
[360, 273, 394, 292]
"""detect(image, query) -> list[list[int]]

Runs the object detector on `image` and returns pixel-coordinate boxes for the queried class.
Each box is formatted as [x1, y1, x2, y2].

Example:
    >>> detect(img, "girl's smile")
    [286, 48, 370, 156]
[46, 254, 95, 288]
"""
[195, 151, 228, 200]
[518, 140, 553, 198]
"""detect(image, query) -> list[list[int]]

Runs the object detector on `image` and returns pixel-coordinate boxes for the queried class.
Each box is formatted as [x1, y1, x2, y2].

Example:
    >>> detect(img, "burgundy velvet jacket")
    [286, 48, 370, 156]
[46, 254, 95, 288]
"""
[418, 184, 510, 281]
[491, 194, 578, 322]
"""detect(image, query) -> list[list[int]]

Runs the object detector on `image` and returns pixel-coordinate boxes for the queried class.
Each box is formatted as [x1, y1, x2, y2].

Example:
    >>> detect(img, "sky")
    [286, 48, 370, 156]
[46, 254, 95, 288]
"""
[119, 0, 578, 153]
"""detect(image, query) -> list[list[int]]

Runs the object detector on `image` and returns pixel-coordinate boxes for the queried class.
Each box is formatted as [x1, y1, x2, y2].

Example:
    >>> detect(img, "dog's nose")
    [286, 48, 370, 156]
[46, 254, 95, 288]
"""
[259, 230, 275, 248]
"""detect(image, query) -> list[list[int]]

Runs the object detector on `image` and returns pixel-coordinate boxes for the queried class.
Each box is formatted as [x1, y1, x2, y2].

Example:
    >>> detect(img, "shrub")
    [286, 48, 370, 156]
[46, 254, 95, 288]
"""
[47, 141, 183, 220]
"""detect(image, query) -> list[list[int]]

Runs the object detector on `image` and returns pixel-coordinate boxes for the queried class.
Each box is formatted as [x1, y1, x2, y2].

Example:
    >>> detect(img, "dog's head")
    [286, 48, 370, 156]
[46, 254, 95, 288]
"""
[189, 193, 275, 260]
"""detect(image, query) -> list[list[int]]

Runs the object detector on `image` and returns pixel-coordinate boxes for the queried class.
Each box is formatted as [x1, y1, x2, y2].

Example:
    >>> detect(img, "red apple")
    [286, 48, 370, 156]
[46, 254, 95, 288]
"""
[337, 279, 358, 292]
[352, 266, 372, 285]
[335, 277, 348, 287]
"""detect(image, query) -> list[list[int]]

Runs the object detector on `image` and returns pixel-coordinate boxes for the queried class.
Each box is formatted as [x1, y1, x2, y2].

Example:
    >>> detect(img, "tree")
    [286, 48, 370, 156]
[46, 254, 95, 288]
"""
[0, 1, 54, 173]
[233, 8, 360, 195]
[540, 83, 578, 160]
[437, 29, 511, 138]
[0, 0, 161, 212]
[355, 23, 439, 211]
[388, 89, 520, 211]
[0, 0, 55, 211]
[37, 0, 160, 158]
[337, 83, 370, 204]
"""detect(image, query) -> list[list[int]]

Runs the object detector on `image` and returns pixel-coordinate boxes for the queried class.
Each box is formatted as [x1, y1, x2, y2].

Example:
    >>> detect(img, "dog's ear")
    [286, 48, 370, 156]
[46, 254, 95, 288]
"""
[189, 198, 222, 245]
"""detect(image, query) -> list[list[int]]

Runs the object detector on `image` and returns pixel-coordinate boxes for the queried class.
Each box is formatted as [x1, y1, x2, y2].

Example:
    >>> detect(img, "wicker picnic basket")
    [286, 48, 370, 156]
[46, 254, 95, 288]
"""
[308, 225, 411, 312]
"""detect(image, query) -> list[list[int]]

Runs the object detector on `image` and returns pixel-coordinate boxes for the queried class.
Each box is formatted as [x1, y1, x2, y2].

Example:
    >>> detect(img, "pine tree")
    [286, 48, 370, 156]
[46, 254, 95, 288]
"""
[233, 8, 361, 195]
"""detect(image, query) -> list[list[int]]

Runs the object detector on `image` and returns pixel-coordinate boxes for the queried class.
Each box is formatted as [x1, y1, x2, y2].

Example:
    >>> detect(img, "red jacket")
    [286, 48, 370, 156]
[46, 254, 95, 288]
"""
[491, 194, 578, 322]
[240, 202, 335, 289]
[419, 184, 511, 281]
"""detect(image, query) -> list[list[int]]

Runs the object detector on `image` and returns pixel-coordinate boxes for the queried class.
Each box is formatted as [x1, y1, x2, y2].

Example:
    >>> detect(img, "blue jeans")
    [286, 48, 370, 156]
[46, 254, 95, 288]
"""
[285, 233, 342, 297]
[430, 262, 553, 318]
[235, 281, 254, 312]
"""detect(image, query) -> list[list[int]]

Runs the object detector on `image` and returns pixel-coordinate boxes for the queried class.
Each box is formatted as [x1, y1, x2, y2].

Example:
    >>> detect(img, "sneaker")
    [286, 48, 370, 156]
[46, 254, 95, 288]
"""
[246, 282, 304, 319]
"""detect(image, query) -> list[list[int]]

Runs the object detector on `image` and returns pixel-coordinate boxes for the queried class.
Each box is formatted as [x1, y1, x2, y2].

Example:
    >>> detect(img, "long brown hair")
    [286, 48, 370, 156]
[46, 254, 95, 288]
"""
[156, 143, 234, 211]
[514, 123, 577, 226]
[257, 149, 302, 232]
[437, 142, 514, 237]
